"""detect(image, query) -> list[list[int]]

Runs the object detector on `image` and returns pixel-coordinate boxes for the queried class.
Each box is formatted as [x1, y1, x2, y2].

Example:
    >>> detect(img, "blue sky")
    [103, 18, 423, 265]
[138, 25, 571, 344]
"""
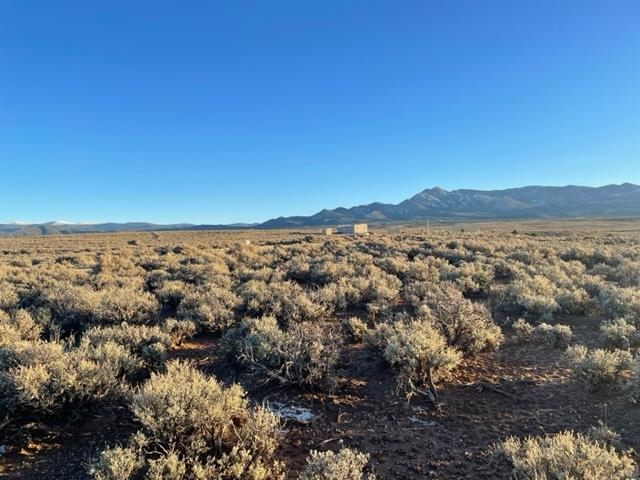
[1, 1, 639, 224]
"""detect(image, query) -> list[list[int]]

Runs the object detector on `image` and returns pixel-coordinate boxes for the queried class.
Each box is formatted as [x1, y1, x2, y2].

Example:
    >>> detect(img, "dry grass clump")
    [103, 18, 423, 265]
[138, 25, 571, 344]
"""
[490, 430, 637, 479]
[91, 361, 284, 480]
[512, 318, 573, 348]
[223, 317, 339, 390]
[299, 447, 376, 480]
[565, 345, 634, 392]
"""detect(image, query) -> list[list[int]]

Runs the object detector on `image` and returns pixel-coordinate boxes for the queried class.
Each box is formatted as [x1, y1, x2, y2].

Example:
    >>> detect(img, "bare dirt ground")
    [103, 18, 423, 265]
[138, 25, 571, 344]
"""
[2, 315, 639, 479]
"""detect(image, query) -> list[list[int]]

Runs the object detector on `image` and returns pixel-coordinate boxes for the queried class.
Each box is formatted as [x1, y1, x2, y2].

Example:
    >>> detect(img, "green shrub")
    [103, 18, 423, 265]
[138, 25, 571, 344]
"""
[299, 447, 375, 480]
[490, 430, 637, 479]
[565, 346, 634, 392]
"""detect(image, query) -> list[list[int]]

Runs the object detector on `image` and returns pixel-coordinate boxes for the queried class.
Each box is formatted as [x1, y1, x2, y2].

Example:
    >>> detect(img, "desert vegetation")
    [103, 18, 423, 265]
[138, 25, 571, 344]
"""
[1, 223, 639, 478]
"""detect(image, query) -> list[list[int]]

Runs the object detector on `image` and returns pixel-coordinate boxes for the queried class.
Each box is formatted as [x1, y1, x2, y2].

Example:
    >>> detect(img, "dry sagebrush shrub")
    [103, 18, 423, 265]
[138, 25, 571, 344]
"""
[38, 282, 100, 331]
[154, 279, 189, 308]
[449, 260, 494, 295]
[631, 359, 640, 403]
[565, 345, 634, 392]
[299, 448, 376, 480]
[0, 281, 19, 310]
[426, 283, 503, 355]
[176, 285, 238, 333]
[371, 318, 462, 403]
[83, 323, 172, 373]
[0, 309, 42, 346]
[95, 286, 159, 325]
[223, 316, 339, 390]
[236, 280, 326, 324]
[161, 317, 197, 345]
[588, 421, 622, 448]
[91, 361, 284, 480]
[592, 259, 640, 288]
[490, 430, 637, 480]
[511, 319, 572, 348]
[0, 339, 130, 418]
[600, 318, 639, 349]
[496, 274, 560, 321]
[177, 264, 234, 290]
[596, 284, 640, 319]
[343, 316, 369, 342]
[560, 246, 618, 269]
[305, 260, 400, 316]
[36, 282, 158, 330]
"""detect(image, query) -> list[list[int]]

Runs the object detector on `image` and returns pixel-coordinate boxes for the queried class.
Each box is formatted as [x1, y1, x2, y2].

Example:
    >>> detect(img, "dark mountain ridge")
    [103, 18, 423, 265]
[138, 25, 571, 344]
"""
[2, 183, 639, 235]
[259, 183, 640, 228]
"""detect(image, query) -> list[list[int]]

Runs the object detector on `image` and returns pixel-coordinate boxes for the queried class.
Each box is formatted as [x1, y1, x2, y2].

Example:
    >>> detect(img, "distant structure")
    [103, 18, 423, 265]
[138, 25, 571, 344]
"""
[323, 228, 334, 235]
[336, 224, 368, 235]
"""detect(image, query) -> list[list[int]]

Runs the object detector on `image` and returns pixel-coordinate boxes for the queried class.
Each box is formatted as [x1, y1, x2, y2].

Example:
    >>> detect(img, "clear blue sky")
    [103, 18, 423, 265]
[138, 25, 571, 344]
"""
[1, 1, 639, 224]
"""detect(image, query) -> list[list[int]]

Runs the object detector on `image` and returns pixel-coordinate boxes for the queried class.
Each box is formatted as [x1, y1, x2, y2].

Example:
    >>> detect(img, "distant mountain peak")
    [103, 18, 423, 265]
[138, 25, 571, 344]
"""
[260, 183, 640, 228]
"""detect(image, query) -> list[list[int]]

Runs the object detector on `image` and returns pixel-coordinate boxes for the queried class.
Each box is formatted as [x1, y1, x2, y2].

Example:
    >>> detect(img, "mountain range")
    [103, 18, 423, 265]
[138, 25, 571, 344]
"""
[260, 183, 640, 228]
[2, 183, 640, 235]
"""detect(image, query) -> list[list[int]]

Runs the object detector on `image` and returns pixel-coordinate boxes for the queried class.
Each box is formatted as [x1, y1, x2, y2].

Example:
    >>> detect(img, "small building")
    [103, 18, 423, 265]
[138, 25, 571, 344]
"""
[336, 223, 368, 235]
[323, 228, 334, 235]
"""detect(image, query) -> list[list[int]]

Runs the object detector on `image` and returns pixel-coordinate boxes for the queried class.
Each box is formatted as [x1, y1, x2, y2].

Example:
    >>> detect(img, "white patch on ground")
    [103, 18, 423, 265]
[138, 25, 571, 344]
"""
[267, 401, 314, 424]
[408, 416, 438, 427]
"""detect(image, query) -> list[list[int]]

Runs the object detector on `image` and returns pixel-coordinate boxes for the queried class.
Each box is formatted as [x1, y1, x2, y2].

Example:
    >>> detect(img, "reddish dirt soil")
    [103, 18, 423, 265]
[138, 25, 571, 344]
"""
[2, 315, 639, 479]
